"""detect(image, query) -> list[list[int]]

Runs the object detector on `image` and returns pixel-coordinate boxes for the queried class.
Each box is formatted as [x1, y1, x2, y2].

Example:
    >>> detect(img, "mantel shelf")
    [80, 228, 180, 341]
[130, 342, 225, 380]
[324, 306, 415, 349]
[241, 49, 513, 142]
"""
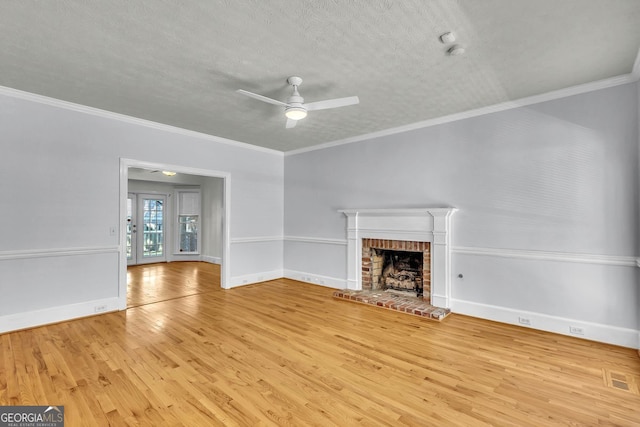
[339, 207, 457, 217]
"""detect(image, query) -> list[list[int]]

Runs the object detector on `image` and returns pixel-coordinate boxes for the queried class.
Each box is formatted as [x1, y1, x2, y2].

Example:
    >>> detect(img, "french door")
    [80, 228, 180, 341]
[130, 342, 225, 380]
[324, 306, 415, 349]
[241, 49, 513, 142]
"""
[127, 193, 167, 265]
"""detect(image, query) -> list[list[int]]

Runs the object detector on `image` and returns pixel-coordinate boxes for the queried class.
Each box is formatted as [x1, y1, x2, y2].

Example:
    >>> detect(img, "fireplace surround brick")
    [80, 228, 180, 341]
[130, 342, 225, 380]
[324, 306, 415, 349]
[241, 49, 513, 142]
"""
[361, 238, 431, 303]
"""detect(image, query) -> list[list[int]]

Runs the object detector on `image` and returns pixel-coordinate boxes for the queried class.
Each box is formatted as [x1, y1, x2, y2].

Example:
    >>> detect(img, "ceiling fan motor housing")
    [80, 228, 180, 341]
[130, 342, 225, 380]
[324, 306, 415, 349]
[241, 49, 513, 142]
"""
[285, 81, 307, 119]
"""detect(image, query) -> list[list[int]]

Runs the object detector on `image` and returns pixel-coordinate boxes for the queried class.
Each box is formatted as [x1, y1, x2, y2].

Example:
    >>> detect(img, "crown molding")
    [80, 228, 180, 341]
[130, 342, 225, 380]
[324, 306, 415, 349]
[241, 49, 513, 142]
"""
[285, 73, 639, 156]
[0, 85, 283, 157]
[2, 66, 636, 159]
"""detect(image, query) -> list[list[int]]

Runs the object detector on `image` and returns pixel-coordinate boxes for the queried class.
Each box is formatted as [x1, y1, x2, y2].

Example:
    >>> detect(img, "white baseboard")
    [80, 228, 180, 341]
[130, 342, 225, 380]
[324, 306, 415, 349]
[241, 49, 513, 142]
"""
[451, 299, 640, 349]
[283, 269, 347, 289]
[201, 255, 222, 264]
[228, 269, 283, 288]
[0, 297, 121, 334]
[431, 294, 449, 309]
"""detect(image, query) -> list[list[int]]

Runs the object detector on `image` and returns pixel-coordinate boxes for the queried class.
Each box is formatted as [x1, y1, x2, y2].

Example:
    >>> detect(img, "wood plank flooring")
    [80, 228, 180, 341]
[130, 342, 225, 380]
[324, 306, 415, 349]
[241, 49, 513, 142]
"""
[127, 261, 220, 307]
[1, 262, 639, 426]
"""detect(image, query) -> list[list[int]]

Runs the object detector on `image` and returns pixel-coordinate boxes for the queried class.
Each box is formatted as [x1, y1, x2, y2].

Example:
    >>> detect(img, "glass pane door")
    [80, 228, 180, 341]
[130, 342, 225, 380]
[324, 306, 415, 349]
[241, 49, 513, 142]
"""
[141, 197, 165, 260]
[127, 194, 167, 265]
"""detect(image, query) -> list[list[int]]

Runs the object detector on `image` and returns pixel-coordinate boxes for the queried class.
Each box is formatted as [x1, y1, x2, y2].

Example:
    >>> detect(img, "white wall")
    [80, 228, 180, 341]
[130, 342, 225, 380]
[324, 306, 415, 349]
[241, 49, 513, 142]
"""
[202, 176, 224, 262]
[0, 89, 283, 333]
[284, 82, 639, 348]
[637, 81, 640, 346]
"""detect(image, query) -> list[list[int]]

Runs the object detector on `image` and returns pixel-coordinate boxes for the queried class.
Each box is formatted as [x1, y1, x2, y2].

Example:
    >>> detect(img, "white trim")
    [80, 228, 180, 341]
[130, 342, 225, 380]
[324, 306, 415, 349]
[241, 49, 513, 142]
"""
[284, 236, 347, 245]
[284, 238, 639, 268]
[0, 85, 282, 156]
[283, 269, 347, 289]
[0, 297, 120, 335]
[286, 73, 639, 156]
[202, 255, 222, 264]
[339, 208, 456, 216]
[3, 73, 637, 158]
[340, 207, 457, 308]
[120, 158, 232, 300]
[451, 299, 639, 349]
[228, 269, 283, 288]
[453, 246, 637, 267]
[0, 246, 118, 261]
[230, 236, 283, 244]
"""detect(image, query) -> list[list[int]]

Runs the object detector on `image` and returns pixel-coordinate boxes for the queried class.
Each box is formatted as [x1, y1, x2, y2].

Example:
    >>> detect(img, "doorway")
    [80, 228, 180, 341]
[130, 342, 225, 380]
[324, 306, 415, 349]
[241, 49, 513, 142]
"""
[127, 193, 167, 265]
[119, 159, 231, 311]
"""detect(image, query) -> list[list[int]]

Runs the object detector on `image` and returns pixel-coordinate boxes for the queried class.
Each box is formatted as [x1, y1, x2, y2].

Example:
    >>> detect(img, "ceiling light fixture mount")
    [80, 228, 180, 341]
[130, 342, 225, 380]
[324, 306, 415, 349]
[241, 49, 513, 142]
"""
[439, 32, 456, 44]
[284, 76, 307, 120]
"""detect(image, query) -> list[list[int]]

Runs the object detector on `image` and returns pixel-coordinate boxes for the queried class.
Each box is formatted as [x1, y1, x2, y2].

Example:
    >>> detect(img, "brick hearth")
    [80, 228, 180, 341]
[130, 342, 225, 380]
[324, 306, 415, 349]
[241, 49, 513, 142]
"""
[332, 289, 451, 321]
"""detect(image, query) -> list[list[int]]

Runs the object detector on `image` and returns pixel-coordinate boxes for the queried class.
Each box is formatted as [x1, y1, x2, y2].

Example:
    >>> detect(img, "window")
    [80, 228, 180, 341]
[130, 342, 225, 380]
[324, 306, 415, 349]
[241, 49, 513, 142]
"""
[179, 215, 198, 252]
[175, 190, 201, 254]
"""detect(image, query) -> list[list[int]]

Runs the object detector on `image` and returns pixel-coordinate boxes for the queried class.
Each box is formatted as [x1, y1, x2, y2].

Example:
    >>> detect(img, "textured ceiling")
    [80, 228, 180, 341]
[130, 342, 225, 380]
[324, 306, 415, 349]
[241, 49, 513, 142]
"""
[1, 1, 639, 152]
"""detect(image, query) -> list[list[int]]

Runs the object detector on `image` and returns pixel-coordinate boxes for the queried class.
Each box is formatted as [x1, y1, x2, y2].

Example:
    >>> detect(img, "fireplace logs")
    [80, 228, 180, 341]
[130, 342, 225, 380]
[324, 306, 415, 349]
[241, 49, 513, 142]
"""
[379, 251, 423, 296]
[362, 239, 431, 302]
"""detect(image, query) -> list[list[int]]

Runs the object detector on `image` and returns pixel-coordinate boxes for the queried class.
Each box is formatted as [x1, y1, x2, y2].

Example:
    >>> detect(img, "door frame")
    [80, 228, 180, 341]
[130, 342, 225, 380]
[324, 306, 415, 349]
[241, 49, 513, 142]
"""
[119, 158, 231, 310]
[126, 193, 137, 266]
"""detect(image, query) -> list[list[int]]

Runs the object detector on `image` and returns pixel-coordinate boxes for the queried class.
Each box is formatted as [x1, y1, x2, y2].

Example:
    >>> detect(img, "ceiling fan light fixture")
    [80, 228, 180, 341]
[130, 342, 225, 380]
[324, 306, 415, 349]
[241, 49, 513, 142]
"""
[285, 107, 307, 120]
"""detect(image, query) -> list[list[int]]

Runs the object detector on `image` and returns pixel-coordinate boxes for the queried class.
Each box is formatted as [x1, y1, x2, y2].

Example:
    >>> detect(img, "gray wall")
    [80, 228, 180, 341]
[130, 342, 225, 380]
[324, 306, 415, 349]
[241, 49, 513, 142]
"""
[284, 82, 639, 347]
[202, 176, 224, 260]
[0, 80, 637, 347]
[0, 89, 283, 332]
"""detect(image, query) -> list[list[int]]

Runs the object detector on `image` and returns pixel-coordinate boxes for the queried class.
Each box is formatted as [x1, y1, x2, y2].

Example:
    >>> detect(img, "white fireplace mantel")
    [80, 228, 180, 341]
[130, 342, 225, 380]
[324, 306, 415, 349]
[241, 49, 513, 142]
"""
[339, 208, 457, 308]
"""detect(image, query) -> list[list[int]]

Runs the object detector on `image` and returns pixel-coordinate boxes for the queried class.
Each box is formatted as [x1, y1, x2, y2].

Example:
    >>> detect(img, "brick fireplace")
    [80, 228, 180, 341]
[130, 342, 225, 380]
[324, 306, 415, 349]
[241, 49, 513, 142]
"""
[362, 238, 431, 300]
[339, 208, 456, 309]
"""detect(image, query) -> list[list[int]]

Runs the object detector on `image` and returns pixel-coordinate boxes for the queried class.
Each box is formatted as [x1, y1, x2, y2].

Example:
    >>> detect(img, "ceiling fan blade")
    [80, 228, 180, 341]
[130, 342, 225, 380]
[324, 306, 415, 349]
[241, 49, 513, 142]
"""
[305, 96, 359, 111]
[236, 89, 289, 107]
[285, 118, 297, 129]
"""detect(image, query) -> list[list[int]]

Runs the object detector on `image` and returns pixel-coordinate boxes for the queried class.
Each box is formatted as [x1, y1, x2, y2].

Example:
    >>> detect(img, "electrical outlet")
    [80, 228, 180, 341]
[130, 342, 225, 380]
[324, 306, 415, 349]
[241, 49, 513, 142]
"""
[569, 326, 584, 335]
[94, 305, 108, 313]
[518, 317, 531, 326]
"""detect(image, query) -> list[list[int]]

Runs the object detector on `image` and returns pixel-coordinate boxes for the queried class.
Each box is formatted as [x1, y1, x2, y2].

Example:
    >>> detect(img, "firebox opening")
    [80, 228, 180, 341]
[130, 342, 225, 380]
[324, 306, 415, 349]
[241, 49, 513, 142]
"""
[372, 249, 424, 297]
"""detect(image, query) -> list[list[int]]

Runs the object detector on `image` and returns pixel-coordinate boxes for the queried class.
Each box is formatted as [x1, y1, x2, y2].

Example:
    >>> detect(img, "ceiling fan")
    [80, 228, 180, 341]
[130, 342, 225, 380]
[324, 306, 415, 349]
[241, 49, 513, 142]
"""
[236, 76, 359, 128]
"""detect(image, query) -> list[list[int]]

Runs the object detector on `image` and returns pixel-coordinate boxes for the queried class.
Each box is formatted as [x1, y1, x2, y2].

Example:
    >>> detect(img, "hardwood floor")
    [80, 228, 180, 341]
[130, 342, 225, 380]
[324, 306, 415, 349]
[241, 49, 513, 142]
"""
[1, 262, 639, 426]
[127, 262, 219, 307]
